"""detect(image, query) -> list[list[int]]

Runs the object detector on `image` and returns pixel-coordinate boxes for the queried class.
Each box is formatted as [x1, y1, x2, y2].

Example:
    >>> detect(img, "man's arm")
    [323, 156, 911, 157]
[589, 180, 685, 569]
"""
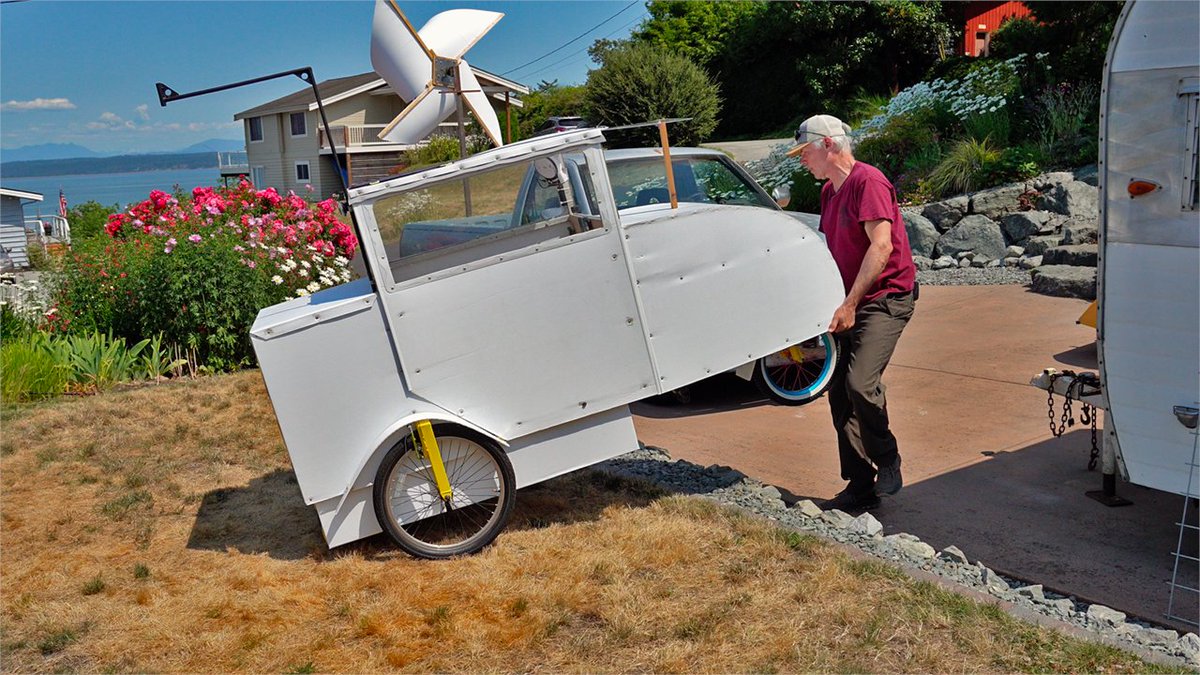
[828, 218, 893, 333]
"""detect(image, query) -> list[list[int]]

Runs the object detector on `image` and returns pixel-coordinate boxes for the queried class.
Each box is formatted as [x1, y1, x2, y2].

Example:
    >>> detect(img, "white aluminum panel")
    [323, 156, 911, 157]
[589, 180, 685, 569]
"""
[1111, 1, 1200, 73]
[251, 281, 441, 505]
[623, 204, 844, 392]
[1104, 68, 1200, 249]
[383, 227, 654, 439]
[1100, 243, 1199, 496]
[506, 405, 638, 488]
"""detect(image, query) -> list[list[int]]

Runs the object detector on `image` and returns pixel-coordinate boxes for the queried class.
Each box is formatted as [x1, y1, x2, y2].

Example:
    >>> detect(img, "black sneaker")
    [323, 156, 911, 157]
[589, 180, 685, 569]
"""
[819, 487, 881, 512]
[875, 456, 903, 495]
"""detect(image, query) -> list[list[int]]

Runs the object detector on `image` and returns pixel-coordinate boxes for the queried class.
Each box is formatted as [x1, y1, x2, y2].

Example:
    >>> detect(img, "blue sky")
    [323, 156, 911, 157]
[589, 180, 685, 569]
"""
[0, 0, 647, 154]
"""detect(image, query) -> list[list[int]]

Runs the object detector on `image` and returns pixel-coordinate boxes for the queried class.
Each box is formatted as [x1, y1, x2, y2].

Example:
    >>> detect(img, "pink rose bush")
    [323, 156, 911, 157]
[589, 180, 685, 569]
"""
[54, 181, 359, 370]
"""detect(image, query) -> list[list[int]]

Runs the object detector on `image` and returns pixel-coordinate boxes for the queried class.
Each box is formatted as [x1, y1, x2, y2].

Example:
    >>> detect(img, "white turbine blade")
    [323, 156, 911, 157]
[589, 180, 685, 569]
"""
[457, 61, 503, 147]
[371, 0, 434, 101]
[418, 9, 503, 60]
[378, 87, 458, 144]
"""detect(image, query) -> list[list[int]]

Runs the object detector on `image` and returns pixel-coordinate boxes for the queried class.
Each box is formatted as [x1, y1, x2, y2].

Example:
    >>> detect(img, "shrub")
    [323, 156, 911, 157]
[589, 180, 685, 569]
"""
[585, 43, 720, 147]
[1034, 82, 1100, 168]
[923, 137, 1003, 198]
[0, 333, 69, 403]
[743, 144, 823, 214]
[67, 201, 122, 240]
[52, 182, 358, 370]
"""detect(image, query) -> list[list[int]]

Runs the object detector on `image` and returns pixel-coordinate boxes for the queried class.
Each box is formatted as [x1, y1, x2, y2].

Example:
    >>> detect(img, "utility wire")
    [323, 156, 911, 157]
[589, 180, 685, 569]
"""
[502, 1, 639, 76]
[518, 13, 646, 80]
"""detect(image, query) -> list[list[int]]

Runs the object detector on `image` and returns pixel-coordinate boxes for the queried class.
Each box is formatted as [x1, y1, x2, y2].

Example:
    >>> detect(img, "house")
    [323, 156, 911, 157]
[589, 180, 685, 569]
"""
[233, 69, 529, 200]
[0, 187, 42, 269]
[959, 1, 1033, 57]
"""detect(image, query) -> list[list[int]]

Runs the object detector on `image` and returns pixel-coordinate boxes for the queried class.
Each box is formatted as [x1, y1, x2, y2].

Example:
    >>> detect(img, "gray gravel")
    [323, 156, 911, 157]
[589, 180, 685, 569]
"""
[918, 265, 1032, 286]
[595, 446, 1200, 669]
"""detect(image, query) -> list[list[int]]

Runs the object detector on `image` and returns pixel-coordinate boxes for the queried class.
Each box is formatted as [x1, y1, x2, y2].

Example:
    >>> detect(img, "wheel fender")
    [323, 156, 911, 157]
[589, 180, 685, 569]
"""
[334, 411, 509, 514]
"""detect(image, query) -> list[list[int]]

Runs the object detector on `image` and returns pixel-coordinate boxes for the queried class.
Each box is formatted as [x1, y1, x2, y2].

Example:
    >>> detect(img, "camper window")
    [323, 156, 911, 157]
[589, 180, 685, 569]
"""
[372, 157, 602, 285]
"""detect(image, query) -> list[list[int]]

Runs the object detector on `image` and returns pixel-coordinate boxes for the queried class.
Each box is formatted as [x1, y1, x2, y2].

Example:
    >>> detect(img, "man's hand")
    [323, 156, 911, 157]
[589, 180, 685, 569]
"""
[829, 302, 857, 333]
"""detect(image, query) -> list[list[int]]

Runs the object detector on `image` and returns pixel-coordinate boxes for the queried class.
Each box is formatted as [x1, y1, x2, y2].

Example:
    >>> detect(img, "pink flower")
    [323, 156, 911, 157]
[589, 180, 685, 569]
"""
[188, 234, 202, 244]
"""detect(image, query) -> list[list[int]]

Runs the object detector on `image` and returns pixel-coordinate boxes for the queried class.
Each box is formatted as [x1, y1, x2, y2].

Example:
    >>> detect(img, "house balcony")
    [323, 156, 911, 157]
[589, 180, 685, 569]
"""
[319, 123, 460, 154]
[217, 151, 249, 177]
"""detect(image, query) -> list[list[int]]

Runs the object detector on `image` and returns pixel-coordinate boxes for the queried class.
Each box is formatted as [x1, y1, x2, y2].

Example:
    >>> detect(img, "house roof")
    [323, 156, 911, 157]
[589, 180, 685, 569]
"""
[0, 188, 43, 201]
[234, 69, 529, 120]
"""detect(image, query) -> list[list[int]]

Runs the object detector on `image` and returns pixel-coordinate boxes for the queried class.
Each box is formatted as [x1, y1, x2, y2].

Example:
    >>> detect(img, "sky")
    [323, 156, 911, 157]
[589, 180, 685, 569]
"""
[0, 0, 648, 155]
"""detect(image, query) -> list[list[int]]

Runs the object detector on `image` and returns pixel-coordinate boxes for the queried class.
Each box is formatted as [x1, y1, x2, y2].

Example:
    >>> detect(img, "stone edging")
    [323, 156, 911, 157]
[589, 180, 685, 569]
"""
[595, 446, 1200, 669]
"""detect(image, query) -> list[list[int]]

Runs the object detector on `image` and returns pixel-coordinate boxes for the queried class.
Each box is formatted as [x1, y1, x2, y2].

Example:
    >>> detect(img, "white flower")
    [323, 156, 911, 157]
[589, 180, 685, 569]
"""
[296, 288, 310, 297]
[306, 281, 321, 293]
[271, 275, 284, 285]
[300, 260, 311, 269]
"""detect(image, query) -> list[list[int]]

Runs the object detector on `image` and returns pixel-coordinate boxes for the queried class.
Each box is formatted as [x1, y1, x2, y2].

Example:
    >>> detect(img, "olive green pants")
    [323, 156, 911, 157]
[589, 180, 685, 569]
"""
[828, 291, 915, 490]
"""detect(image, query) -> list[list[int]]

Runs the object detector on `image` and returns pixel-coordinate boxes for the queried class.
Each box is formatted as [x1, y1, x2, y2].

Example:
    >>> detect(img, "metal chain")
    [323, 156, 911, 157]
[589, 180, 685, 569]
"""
[1045, 370, 1101, 470]
[1086, 404, 1100, 470]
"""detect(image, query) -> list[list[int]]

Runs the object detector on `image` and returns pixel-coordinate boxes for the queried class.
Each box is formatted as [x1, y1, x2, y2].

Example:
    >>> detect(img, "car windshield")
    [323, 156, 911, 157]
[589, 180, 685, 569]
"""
[606, 156, 775, 211]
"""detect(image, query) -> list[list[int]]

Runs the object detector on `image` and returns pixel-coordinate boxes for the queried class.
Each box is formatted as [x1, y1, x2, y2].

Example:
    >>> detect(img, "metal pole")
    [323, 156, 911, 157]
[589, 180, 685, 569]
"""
[455, 64, 472, 216]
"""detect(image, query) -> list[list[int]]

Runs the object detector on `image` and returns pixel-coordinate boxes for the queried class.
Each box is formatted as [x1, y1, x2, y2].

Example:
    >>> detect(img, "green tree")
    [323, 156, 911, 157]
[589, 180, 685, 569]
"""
[67, 201, 121, 240]
[514, 81, 588, 141]
[990, 2, 1124, 85]
[624, 1, 955, 138]
[584, 43, 720, 147]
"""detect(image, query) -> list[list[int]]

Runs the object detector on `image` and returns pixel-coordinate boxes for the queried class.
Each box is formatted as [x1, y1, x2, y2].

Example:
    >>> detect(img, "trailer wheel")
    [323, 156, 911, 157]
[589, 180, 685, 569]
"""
[372, 423, 515, 559]
[752, 332, 839, 406]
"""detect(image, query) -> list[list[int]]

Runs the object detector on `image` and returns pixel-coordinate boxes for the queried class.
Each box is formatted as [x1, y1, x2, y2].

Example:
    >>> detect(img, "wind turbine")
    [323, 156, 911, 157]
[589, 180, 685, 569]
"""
[370, 0, 505, 148]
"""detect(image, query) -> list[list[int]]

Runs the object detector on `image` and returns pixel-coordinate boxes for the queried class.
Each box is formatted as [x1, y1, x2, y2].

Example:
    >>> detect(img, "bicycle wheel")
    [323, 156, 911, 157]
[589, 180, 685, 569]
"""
[752, 332, 839, 406]
[372, 423, 515, 559]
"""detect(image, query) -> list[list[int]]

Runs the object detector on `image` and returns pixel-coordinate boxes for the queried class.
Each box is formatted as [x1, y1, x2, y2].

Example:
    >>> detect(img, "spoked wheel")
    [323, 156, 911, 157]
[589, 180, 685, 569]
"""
[372, 423, 515, 559]
[752, 332, 839, 406]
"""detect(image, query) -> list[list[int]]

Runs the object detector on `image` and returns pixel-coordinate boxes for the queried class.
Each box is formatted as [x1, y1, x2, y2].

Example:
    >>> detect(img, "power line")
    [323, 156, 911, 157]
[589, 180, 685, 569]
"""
[519, 13, 646, 81]
[502, 1, 639, 76]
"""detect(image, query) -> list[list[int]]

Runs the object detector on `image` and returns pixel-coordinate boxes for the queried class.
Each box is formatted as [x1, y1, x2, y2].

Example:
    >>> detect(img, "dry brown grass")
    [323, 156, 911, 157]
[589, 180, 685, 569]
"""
[0, 371, 1177, 673]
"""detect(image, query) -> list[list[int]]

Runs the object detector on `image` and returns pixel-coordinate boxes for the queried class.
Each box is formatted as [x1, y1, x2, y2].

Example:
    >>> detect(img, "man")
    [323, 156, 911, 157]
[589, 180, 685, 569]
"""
[787, 114, 918, 512]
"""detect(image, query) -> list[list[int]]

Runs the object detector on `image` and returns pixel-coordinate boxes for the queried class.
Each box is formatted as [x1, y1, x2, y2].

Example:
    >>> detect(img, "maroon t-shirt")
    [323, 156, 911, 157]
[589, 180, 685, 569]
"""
[818, 162, 916, 304]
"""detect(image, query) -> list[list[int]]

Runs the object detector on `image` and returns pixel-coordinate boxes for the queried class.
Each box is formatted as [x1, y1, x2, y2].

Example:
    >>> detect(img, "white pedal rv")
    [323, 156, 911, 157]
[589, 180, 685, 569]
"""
[1036, 0, 1199, 499]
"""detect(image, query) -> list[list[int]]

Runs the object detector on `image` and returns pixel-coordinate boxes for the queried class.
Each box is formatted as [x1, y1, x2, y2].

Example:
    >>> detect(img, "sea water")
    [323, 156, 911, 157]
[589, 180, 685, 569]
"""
[2, 168, 229, 212]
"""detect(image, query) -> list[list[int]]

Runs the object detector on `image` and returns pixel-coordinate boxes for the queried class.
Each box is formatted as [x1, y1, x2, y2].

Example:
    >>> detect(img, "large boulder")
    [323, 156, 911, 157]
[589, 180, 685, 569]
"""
[1043, 244, 1098, 267]
[921, 196, 968, 232]
[1024, 234, 1063, 256]
[1031, 265, 1096, 300]
[1074, 164, 1099, 186]
[969, 183, 1026, 220]
[901, 209, 940, 258]
[935, 214, 1007, 260]
[1061, 219, 1099, 245]
[1031, 171, 1076, 191]
[1039, 180, 1099, 218]
[1000, 210, 1054, 243]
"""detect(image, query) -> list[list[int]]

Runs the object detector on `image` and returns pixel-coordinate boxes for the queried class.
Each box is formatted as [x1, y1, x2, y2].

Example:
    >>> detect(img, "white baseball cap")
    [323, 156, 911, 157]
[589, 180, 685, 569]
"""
[786, 114, 852, 157]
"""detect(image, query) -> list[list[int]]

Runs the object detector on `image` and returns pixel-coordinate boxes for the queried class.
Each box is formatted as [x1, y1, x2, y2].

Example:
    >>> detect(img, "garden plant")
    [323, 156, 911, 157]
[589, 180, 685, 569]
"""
[40, 181, 358, 376]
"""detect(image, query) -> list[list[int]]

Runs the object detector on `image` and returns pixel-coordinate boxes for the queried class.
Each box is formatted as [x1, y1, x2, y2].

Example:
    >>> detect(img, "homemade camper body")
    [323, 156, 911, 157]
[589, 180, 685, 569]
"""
[251, 128, 843, 552]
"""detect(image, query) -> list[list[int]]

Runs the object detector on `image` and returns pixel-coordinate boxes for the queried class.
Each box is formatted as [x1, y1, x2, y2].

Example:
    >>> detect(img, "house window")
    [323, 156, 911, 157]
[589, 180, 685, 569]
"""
[295, 161, 310, 182]
[290, 112, 307, 137]
[248, 117, 263, 143]
[251, 166, 266, 188]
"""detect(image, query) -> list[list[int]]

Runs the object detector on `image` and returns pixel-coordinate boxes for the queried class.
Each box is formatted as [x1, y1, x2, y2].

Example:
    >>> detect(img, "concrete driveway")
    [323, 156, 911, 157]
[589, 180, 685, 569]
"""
[700, 138, 790, 164]
[631, 284, 1198, 631]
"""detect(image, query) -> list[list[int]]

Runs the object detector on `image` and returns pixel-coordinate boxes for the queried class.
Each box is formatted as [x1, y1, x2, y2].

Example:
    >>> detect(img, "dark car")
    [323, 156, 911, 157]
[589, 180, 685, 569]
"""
[533, 116, 590, 136]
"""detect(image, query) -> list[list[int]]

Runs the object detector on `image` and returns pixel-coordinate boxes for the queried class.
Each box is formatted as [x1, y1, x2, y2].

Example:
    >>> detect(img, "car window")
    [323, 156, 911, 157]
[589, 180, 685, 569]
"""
[606, 157, 774, 211]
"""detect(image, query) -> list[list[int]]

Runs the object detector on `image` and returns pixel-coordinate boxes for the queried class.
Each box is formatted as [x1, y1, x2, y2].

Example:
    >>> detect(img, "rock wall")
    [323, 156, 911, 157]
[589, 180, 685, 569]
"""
[903, 167, 1100, 299]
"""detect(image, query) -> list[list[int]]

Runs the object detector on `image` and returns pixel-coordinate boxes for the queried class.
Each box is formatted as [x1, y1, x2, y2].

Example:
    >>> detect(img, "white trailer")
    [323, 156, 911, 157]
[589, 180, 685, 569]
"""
[1032, 0, 1199, 626]
[251, 128, 843, 558]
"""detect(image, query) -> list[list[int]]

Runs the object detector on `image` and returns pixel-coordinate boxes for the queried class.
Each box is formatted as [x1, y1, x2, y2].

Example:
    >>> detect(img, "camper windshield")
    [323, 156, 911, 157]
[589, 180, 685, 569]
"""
[607, 156, 776, 210]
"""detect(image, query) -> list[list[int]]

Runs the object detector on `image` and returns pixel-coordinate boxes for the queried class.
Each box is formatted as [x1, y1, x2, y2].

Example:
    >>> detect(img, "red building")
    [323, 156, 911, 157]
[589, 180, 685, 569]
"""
[960, 1, 1034, 56]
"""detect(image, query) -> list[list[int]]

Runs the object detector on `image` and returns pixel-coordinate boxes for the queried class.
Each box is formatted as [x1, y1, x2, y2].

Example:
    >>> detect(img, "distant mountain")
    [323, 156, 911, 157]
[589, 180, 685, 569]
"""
[178, 138, 244, 153]
[0, 143, 102, 163]
[1, 152, 220, 178]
